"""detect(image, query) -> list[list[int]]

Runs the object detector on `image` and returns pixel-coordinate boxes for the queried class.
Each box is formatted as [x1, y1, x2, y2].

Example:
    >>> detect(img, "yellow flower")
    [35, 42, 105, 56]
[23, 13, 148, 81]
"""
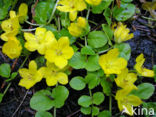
[1, 11, 20, 41]
[17, 3, 28, 23]
[45, 36, 74, 69]
[115, 88, 142, 116]
[115, 68, 137, 89]
[19, 61, 43, 89]
[85, 0, 102, 6]
[57, 0, 86, 21]
[134, 53, 154, 77]
[114, 22, 134, 43]
[68, 17, 87, 37]
[40, 61, 68, 86]
[2, 37, 22, 59]
[24, 27, 56, 55]
[99, 48, 127, 75]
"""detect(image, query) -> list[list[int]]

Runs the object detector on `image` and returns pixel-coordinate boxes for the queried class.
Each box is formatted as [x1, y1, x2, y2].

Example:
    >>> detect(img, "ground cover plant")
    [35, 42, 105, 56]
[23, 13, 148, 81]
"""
[0, 0, 156, 117]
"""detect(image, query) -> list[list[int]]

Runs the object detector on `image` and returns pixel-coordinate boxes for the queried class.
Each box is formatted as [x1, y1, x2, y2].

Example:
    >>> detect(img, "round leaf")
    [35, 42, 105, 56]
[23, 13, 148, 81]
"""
[92, 106, 99, 116]
[85, 55, 100, 72]
[93, 92, 105, 105]
[81, 46, 95, 55]
[114, 43, 131, 60]
[88, 31, 108, 48]
[35, 111, 53, 117]
[0, 63, 11, 78]
[92, 1, 112, 14]
[52, 86, 69, 108]
[78, 95, 92, 107]
[69, 52, 86, 69]
[98, 110, 111, 117]
[70, 76, 86, 90]
[113, 2, 135, 21]
[30, 90, 54, 111]
[34, 0, 55, 24]
[80, 107, 91, 115]
[85, 73, 100, 89]
[131, 83, 155, 100]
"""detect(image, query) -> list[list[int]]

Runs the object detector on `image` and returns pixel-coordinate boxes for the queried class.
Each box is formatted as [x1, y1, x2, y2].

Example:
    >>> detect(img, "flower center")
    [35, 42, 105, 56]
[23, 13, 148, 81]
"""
[55, 49, 62, 56]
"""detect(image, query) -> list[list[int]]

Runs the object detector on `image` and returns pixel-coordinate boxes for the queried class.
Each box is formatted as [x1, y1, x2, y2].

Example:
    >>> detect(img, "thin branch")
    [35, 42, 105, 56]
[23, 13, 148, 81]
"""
[11, 90, 29, 117]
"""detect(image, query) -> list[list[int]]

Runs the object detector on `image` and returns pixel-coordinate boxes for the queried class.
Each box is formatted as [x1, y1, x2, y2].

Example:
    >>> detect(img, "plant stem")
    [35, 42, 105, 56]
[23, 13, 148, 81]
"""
[2, 55, 29, 99]
[88, 20, 98, 25]
[98, 47, 113, 54]
[3, 82, 11, 96]
[57, 16, 61, 31]
[25, 20, 40, 26]
[86, 7, 90, 20]
[21, 28, 36, 32]
[19, 55, 29, 68]
[109, 96, 112, 115]
[141, 16, 156, 21]
[89, 89, 94, 117]
[85, 37, 87, 46]
[54, 107, 56, 117]
[47, 0, 60, 24]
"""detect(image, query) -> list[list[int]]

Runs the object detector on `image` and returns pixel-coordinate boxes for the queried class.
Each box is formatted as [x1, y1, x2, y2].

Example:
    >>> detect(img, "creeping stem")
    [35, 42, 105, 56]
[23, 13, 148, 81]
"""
[47, 0, 60, 24]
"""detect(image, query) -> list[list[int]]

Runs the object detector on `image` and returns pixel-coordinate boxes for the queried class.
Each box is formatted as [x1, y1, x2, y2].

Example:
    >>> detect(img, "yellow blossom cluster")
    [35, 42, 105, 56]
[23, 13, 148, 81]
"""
[68, 17, 87, 37]
[99, 48, 154, 115]
[56, 0, 102, 37]
[0, 3, 28, 59]
[19, 27, 74, 89]
[57, 0, 102, 21]
[113, 22, 134, 43]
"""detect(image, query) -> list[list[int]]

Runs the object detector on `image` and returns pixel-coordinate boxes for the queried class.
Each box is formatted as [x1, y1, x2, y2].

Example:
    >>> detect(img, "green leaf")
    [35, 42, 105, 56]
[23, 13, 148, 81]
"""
[35, 56, 46, 68]
[81, 46, 95, 55]
[131, 83, 155, 100]
[30, 90, 54, 111]
[88, 31, 108, 48]
[143, 102, 156, 117]
[70, 76, 86, 90]
[98, 110, 111, 117]
[0, 93, 4, 103]
[114, 43, 131, 60]
[33, 0, 55, 24]
[60, 12, 70, 28]
[100, 77, 112, 96]
[93, 92, 105, 105]
[113, 2, 135, 21]
[102, 24, 113, 45]
[78, 95, 92, 107]
[0, 63, 11, 78]
[10, 72, 18, 79]
[85, 73, 100, 89]
[80, 107, 91, 115]
[69, 52, 86, 69]
[52, 86, 69, 108]
[92, 106, 99, 116]
[0, 0, 12, 20]
[17, 35, 30, 56]
[92, 0, 112, 14]
[103, 8, 112, 26]
[85, 55, 100, 72]
[35, 111, 53, 117]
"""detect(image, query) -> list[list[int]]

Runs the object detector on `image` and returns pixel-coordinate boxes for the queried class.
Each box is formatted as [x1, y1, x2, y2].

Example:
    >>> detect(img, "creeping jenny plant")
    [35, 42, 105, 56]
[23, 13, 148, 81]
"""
[0, 0, 155, 117]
